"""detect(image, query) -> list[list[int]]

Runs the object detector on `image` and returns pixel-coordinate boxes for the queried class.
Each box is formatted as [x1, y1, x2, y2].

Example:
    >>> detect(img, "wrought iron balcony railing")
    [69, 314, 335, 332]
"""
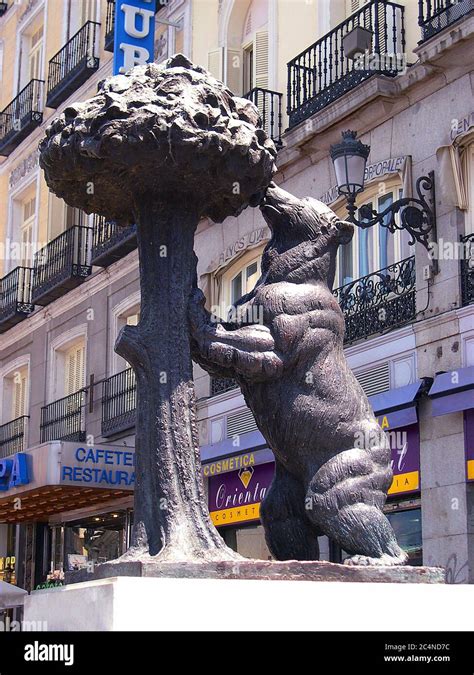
[210, 377, 239, 397]
[102, 368, 136, 437]
[0, 79, 44, 156]
[461, 233, 474, 307]
[333, 256, 416, 344]
[243, 88, 283, 147]
[0, 2, 9, 18]
[32, 226, 92, 306]
[0, 416, 29, 458]
[418, 0, 474, 42]
[104, 0, 168, 52]
[287, 0, 405, 128]
[91, 216, 137, 267]
[0, 267, 35, 332]
[46, 21, 100, 109]
[40, 391, 86, 443]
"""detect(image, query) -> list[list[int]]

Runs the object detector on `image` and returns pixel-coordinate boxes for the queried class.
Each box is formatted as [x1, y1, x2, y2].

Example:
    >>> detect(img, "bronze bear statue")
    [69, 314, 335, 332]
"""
[189, 183, 407, 566]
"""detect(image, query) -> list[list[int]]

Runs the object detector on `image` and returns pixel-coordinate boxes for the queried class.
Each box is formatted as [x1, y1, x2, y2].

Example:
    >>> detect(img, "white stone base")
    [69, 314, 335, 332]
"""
[24, 576, 471, 631]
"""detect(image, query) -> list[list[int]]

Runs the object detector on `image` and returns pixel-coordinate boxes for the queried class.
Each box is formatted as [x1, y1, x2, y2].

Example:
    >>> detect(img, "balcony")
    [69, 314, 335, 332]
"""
[287, 0, 405, 128]
[46, 21, 100, 109]
[243, 88, 283, 147]
[0, 2, 9, 18]
[0, 79, 44, 156]
[418, 0, 474, 43]
[461, 233, 474, 307]
[0, 267, 35, 332]
[90, 216, 137, 267]
[104, 0, 167, 52]
[333, 256, 416, 344]
[40, 391, 86, 443]
[0, 416, 29, 458]
[32, 226, 92, 306]
[102, 369, 136, 437]
[210, 377, 239, 397]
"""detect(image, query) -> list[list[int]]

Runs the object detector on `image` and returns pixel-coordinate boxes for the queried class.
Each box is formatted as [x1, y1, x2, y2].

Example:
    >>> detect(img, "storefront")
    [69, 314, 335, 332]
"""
[203, 381, 425, 564]
[206, 452, 274, 560]
[0, 441, 135, 591]
[429, 365, 474, 497]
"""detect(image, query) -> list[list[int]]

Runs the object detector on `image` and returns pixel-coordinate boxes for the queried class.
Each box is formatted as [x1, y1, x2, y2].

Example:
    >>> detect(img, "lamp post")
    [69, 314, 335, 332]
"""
[330, 130, 436, 249]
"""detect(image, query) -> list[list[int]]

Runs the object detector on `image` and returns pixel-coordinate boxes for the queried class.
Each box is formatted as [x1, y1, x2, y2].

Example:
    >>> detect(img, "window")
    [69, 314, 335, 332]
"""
[18, 16, 44, 90]
[9, 184, 38, 272]
[112, 305, 141, 372]
[65, 205, 86, 230]
[21, 195, 36, 267]
[243, 44, 254, 93]
[226, 257, 261, 310]
[28, 26, 43, 81]
[386, 507, 422, 566]
[68, 0, 97, 36]
[64, 343, 85, 396]
[2, 365, 29, 423]
[466, 143, 474, 235]
[335, 183, 411, 287]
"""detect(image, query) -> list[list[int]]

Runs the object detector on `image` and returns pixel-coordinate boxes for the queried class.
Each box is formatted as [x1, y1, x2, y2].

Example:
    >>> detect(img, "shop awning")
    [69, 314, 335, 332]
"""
[0, 580, 27, 609]
[0, 441, 135, 523]
[369, 380, 427, 429]
[429, 367, 474, 417]
[200, 429, 268, 464]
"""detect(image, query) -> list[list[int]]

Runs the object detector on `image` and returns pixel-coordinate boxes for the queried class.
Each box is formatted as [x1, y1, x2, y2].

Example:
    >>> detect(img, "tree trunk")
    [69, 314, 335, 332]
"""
[116, 200, 239, 562]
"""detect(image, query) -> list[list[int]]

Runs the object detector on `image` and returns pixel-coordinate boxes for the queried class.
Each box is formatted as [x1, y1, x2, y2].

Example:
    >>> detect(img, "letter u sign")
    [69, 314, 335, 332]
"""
[113, 0, 156, 75]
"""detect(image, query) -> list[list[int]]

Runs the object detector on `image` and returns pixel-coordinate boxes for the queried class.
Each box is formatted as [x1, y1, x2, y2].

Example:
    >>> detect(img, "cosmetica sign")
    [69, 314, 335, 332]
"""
[113, 0, 157, 75]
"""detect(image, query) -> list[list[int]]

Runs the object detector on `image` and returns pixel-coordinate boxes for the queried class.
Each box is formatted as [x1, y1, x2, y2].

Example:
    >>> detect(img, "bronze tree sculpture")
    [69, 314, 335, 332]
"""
[39, 55, 277, 562]
[189, 184, 408, 566]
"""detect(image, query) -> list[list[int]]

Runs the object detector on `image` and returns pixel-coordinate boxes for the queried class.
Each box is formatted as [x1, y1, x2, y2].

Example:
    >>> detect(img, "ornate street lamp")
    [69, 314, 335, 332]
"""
[330, 130, 436, 249]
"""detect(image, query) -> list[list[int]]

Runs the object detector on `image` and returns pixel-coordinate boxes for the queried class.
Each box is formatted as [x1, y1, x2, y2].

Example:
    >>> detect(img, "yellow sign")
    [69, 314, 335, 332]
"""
[388, 470, 419, 495]
[210, 502, 260, 526]
[467, 460, 474, 481]
[203, 453, 256, 477]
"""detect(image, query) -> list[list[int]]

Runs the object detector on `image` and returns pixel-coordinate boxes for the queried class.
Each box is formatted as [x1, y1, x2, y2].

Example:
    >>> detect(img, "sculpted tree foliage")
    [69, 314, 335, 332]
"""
[39, 55, 276, 562]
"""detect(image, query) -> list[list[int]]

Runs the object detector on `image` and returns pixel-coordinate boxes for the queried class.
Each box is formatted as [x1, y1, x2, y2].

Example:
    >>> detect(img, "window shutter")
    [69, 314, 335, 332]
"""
[254, 31, 268, 90]
[65, 344, 85, 396]
[208, 48, 224, 80]
[12, 374, 27, 419]
[226, 48, 242, 95]
[348, 0, 369, 15]
[48, 194, 66, 240]
[81, 0, 97, 24]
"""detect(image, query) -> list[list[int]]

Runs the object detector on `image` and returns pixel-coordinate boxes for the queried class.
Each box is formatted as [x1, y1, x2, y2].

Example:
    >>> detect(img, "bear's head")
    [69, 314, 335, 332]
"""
[258, 183, 353, 287]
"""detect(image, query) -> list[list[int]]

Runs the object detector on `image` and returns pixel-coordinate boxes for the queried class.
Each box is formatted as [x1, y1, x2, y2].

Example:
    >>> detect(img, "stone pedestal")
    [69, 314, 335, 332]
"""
[25, 569, 470, 632]
[65, 558, 444, 585]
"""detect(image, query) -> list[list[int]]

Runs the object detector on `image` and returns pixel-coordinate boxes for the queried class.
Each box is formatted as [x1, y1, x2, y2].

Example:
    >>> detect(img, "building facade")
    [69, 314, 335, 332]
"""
[0, 0, 473, 591]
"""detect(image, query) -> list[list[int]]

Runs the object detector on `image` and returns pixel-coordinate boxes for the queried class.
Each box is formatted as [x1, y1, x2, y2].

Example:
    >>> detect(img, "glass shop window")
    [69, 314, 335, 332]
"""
[329, 506, 422, 566]
[63, 510, 131, 571]
[386, 507, 422, 566]
[221, 524, 272, 561]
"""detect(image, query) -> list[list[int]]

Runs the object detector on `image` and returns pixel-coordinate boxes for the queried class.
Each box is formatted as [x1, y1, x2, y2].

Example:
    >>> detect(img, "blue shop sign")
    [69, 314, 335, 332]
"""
[60, 446, 135, 488]
[113, 0, 156, 75]
[0, 454, 30, 491]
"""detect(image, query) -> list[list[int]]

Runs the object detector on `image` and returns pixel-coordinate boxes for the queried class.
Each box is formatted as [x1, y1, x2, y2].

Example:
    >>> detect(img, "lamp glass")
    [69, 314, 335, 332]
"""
[334, 153, 367, 196]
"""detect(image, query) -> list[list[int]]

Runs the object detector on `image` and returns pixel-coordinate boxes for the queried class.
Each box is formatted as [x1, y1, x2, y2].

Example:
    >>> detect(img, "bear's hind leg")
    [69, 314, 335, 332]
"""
[260, 461, 321, 561]
[306, 448, 407, 566]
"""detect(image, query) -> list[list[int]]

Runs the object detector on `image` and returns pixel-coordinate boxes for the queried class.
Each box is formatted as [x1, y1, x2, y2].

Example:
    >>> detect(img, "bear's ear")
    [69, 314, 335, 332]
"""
[337, 219, 354, 245]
